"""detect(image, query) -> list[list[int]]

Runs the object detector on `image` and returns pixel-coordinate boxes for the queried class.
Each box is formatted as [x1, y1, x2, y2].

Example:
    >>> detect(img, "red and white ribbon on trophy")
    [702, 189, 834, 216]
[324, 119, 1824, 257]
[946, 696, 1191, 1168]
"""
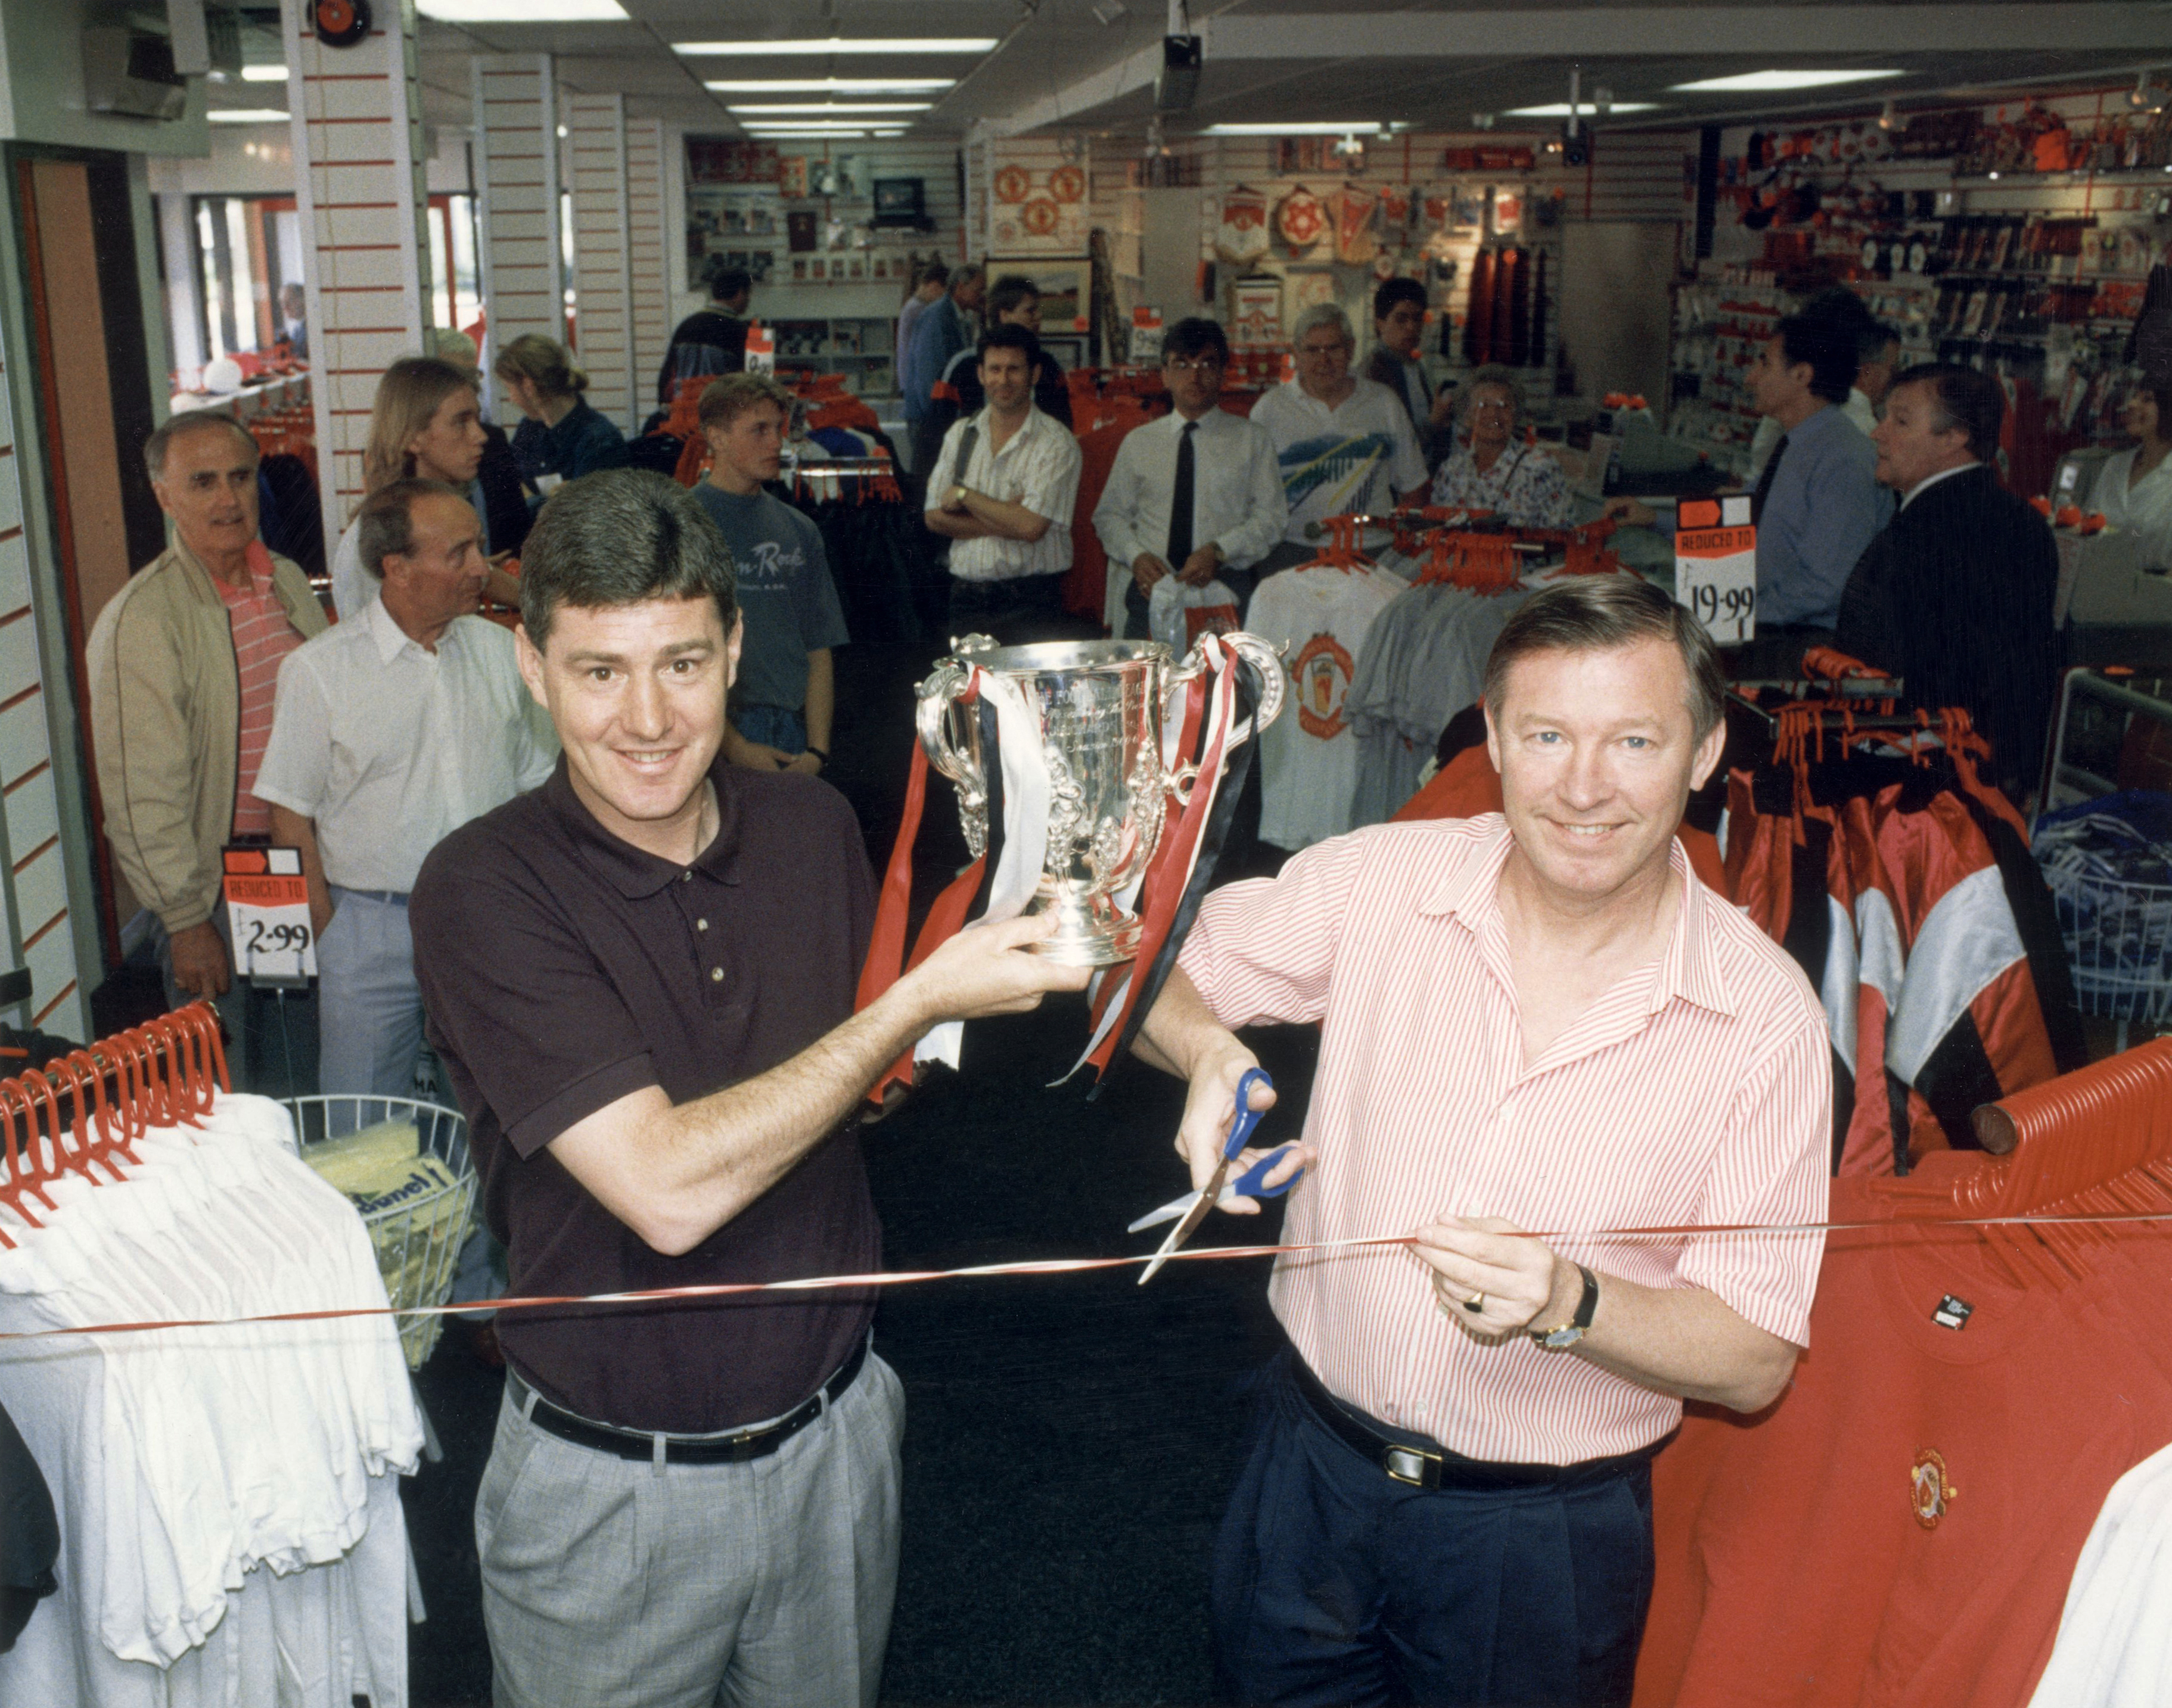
[856, 633, 1271, 1101]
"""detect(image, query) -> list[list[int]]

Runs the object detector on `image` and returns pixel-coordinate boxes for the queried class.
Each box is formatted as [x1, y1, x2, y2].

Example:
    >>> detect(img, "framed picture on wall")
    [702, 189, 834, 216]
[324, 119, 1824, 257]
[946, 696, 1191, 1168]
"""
[1016, 259, 1092, 332]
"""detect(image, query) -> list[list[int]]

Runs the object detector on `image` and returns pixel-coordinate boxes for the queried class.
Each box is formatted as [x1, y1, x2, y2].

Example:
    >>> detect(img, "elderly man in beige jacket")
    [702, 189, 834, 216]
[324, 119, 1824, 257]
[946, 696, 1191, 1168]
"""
[86, 411, 327, 1078]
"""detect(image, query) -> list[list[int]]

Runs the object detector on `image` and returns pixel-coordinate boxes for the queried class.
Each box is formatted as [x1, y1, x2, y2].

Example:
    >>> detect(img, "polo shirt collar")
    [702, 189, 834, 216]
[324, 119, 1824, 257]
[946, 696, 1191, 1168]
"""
[543, 752, 745, 899]
[1419, 818, 1734, 1019]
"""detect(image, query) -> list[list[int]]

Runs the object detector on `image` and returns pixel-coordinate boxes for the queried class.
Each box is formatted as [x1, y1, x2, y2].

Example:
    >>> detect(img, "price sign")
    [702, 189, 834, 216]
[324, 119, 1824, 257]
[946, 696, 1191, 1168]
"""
[1675, 494, 1757, 646]
[222, 847, 316, 985]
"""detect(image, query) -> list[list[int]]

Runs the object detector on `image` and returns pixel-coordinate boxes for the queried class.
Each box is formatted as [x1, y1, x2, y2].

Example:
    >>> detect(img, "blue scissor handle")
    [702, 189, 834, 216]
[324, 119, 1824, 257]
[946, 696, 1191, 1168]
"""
[1222, 1067, 1272, 1162]
[1227, 1143, 1304, 1202]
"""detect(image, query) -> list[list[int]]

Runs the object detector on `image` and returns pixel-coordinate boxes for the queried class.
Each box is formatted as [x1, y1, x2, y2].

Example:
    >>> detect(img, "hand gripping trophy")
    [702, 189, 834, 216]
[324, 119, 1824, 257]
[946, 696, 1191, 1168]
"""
[859, 630, 1284, 1093]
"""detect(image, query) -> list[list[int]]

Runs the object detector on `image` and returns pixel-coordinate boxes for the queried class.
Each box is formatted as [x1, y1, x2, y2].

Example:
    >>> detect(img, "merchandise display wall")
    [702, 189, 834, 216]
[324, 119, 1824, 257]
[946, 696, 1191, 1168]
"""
[1672, 89, 2172, 486]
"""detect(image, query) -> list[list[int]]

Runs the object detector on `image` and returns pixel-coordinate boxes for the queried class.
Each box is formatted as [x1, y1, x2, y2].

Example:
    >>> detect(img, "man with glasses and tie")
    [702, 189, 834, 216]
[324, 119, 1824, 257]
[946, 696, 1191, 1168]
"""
[1093, 318, 1289, 640]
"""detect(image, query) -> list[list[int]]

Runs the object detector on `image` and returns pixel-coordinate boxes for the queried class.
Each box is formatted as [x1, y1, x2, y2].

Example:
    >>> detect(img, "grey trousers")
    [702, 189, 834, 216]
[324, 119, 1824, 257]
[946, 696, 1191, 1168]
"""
[476, 1350, 906, 1708]
[316, 888, 425, 1102]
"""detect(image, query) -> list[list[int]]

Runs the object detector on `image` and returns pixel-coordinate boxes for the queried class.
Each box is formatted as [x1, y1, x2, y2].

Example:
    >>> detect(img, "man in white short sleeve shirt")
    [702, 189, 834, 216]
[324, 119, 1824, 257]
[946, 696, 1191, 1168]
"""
[255, 479, 557, 1099]
[1251, 303, 1428, 547]
[923, 322, 1083, 641]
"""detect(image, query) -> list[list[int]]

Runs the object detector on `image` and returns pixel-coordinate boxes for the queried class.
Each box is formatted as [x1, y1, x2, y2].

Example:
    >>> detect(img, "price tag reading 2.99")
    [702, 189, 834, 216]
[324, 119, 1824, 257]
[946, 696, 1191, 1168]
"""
[222, 846, 318, 985]
[1674, 497, 1758, 647]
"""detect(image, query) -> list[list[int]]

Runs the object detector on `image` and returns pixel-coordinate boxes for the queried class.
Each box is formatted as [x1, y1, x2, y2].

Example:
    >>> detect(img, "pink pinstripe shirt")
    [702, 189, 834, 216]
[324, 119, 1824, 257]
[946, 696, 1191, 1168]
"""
[1179, 814, 1831, 1464]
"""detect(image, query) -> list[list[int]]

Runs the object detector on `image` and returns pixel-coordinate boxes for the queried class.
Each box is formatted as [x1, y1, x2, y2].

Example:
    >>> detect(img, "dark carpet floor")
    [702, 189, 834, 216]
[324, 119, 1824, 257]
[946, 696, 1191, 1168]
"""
[402, 633, 1319, 1706]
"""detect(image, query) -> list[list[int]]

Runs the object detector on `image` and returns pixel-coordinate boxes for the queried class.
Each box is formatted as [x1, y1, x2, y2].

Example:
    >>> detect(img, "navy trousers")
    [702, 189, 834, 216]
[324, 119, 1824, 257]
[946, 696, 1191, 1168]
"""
[1211, 1352, 1656, 1708]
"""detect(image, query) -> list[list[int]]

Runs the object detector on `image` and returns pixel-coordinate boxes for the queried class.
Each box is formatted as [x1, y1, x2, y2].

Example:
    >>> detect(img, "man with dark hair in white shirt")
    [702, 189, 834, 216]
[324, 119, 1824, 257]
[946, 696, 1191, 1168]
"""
[1094, 317, 1289, 640]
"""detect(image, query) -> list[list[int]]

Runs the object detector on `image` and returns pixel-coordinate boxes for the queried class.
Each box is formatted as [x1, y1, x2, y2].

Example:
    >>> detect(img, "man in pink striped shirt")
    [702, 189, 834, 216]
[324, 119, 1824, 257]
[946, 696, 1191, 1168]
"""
[1140, 578, 1829, 1706]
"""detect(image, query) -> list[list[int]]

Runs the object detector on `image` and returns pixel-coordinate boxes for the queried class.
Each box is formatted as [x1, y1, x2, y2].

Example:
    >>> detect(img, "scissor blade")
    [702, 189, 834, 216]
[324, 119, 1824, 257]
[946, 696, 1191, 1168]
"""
[1126, 1190, 1200, 1235]
[1137, 1161, 1231, 1285]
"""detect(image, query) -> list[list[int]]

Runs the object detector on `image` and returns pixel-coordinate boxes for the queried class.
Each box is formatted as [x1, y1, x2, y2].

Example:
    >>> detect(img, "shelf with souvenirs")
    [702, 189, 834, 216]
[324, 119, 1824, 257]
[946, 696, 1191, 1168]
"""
[768, 318, 899, 402]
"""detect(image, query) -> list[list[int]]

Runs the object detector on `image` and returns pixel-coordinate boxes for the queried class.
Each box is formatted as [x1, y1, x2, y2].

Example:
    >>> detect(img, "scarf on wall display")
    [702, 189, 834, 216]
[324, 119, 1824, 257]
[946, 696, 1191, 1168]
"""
[1463, 247, 1496, 365]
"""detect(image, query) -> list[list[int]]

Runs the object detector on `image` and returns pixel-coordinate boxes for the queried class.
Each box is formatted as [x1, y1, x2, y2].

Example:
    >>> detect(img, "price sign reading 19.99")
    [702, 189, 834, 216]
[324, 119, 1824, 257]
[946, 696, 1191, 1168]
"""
[1674, 494, 1757, 646]
[222, 846, 317, 986]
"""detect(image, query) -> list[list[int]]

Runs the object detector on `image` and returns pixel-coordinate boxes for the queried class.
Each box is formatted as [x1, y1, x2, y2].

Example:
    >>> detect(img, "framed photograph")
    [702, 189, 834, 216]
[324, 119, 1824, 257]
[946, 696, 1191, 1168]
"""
[778, 156, 809, 199]
[811, 257, 828, 281]
[791, 257, 808, 282]
[872, 177, 927, 228]
[1014, 259, 1092, 332]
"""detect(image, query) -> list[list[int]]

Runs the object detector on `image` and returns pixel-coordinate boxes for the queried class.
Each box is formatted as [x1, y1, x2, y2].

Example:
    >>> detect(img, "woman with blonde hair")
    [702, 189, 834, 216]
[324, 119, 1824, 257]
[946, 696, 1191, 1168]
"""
[492, 333, 628, 485]
[330, 355, 493, 618]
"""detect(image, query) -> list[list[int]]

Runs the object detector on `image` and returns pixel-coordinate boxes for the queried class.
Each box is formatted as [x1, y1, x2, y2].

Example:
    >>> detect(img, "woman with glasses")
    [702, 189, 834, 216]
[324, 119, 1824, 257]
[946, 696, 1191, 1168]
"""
[1428, 365, 1572, 528]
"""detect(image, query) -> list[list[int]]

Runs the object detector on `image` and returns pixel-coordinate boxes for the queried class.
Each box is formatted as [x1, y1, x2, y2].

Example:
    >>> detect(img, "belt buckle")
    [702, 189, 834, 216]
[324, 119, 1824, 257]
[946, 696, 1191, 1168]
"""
[1384, 1444, 1441, 1489]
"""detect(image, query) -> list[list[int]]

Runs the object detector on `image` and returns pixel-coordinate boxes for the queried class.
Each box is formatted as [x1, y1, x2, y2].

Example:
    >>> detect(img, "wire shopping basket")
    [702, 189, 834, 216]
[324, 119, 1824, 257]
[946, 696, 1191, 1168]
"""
[2037, 865, 2172, 1028]
[284, 1095, 478, 1371]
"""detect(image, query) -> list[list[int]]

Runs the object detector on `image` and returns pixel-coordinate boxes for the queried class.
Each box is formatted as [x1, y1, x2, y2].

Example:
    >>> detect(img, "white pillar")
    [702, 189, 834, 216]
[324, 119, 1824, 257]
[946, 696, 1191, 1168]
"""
[564, 92, 635, 433]
[473, 54, 563, 425]
[625, 117, 672, 419]
[281, 0, 430, 540]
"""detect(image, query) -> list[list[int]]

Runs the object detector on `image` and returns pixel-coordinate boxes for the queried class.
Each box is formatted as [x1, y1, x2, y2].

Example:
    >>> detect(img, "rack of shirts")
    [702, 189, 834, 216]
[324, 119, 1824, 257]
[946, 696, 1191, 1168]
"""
[0, 1004, 421, 1707]
[1720, 689, 2087, 1177]
[1637, 1038, 2172, 1707]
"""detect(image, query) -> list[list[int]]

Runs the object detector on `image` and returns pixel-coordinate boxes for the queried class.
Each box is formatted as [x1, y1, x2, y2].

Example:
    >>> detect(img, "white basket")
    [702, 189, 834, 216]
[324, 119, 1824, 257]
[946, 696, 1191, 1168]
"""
[2039, 864, 2172, 1024]
[284, 1095, 478, 1371]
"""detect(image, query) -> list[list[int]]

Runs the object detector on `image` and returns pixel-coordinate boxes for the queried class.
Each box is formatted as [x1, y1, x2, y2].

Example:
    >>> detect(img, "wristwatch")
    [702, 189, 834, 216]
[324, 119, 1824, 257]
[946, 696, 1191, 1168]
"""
[1530, 1264, 1599, 1351]
[947, 483, 970, 509]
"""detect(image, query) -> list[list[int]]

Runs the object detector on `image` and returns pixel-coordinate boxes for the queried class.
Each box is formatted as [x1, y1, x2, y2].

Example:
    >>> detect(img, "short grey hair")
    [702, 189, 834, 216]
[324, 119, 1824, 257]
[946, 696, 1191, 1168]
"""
[1461, 364, 1522, 422]
[143, 410, 257, 483]
[1291, 303, 1355, 348]
[520, 469, 738, 651]
[1484, 577, 1726, 741]
[355, 478, 468, 578]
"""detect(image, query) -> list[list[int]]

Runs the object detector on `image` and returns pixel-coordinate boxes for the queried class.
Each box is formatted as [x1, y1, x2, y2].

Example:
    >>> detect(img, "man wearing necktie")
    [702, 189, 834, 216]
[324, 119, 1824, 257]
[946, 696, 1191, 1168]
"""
[1732, 314, 1890, 677]
[1093, 318, 1289, 642]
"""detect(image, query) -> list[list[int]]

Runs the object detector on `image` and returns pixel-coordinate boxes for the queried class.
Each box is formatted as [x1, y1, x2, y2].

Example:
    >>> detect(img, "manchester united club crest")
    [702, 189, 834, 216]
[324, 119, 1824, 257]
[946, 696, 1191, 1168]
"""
[1910, 1449, 1958, 1530]
[1290, 632, 1356, 740]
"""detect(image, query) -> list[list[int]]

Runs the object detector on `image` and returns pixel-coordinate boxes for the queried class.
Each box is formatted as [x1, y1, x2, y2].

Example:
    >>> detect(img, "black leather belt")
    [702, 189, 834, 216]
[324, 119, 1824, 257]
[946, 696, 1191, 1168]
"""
[508, 1333, 869, 1465]
[1289, 1354, 1662, 1493]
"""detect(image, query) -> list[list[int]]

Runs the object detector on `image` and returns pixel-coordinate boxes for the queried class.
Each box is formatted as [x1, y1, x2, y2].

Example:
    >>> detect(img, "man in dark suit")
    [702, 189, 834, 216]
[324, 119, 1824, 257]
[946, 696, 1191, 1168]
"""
[1834, 363, 2060, 801]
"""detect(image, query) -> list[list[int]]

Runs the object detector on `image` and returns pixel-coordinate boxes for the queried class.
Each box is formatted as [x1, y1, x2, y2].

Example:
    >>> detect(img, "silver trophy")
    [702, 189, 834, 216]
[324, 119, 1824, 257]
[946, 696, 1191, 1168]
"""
[915, 634, 1284, 967]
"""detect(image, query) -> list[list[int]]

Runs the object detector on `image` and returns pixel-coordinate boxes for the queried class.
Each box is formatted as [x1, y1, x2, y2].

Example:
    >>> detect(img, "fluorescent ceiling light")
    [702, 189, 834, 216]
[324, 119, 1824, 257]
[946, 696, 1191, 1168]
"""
[1668, 69, 1902, 93]
[750, 129, 871, 139]
[742, 120, 891, 132]
[240, 64, 287, 82]
[210, 109, 290, 123]
[706, 78, 953, 93]
[418, 0, 627, 18]
[675, 38, 994, 55]
[1203, 122, 1403, 136]
[1506, 101, 1662, 117]
[728, 102, 931, 114]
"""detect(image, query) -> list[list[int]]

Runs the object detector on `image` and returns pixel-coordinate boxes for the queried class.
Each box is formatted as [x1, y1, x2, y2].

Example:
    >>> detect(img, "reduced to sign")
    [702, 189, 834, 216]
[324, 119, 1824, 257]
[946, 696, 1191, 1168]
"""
[222, 846, 316, 984]
[1675, 494, 1757, 645]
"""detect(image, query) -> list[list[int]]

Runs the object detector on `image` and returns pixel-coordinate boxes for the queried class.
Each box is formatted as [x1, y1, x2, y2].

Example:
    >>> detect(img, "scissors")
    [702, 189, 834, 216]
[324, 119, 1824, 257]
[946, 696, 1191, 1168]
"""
[1133, 1067, 1301, 1286]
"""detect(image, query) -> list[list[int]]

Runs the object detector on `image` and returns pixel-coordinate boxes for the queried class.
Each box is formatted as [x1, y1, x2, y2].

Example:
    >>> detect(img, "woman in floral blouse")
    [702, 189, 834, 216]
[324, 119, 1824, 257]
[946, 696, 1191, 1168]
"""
[1428, 365, 1572, 527]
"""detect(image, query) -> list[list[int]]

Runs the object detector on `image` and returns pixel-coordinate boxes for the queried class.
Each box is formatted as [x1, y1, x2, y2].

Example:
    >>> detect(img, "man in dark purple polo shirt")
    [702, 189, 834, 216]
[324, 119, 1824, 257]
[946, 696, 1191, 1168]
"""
[411, 469, 1085, 1708]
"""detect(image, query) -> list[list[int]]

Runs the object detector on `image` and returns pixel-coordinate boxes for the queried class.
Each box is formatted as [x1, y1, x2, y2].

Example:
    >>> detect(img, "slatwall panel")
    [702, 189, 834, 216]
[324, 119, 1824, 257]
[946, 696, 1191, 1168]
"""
[565, 92, 635, 432]
[282, 0, 430, 537]
[0, 348, 78, 1036]
[1578, 130, 1696, 223]
[476, 55, 563, 426]
[626, 117, 672, 408]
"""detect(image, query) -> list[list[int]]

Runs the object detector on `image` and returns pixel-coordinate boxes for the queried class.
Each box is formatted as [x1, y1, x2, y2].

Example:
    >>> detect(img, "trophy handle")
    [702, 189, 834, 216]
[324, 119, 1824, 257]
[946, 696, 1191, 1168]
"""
[915, 658, 989, 859]
[1219, 631, 1287, 745]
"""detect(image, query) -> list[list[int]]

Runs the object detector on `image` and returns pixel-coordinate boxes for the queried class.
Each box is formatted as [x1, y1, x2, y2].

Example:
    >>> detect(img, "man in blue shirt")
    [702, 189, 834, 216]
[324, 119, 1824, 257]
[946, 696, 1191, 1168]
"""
[905, 265, 984, 488]
[1738, 313, 1890, 675]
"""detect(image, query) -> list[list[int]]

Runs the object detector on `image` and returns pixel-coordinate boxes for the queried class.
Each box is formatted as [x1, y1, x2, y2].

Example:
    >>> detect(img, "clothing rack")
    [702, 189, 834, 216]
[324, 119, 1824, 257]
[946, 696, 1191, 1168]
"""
[0, 1004, 228, 1245]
